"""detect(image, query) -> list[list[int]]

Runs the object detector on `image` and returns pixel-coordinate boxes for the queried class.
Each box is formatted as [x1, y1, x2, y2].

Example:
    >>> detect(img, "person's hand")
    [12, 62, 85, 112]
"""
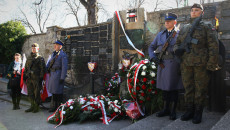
[59, 79, 64, 84]
[206, 64, 218, 71]
[13, 71, 16, 74]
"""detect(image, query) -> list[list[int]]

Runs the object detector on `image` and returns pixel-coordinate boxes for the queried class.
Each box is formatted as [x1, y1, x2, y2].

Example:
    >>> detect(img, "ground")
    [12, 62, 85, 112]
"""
[0, 91, 132, 130]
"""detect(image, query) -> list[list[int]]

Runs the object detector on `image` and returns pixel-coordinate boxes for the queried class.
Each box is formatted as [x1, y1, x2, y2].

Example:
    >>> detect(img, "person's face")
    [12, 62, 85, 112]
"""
[165, 20, 176, 30]
[54, 44, 62, 51]
[32, 47, 39, 53]
[14, 56, 21, 62]
[191, 8, 203, 18]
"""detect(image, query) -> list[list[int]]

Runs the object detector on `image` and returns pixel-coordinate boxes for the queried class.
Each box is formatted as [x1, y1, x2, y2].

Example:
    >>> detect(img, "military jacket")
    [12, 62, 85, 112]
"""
[24, 52, 46, 79]
[175, 18, 219, 66]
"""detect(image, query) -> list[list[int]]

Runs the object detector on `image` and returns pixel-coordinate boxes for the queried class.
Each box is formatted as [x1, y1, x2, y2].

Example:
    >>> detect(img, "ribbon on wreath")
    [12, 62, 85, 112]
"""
[47, 99, 75, 128]
[127, 59, 150, 116]
[115, 11, 145, 57]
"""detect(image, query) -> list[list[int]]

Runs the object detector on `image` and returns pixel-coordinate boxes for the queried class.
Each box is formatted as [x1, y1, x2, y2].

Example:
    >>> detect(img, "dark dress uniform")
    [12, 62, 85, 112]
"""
[174, 4, 219, 124]
[7, 61, 22, 110]
[47, 40, 68, 112]
[149, 13, 183, 120]
[24, 43, 46, 113]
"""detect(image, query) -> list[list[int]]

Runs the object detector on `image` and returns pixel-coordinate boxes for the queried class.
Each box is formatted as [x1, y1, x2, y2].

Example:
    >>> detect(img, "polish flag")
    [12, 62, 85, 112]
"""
[20, 54, 28, 95]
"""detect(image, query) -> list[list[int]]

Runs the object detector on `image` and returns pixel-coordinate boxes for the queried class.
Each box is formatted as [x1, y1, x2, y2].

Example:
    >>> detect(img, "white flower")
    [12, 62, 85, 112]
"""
[152, 62, 155, 65]
[108, 101, 111, 105]
[62, 111, 66, 114]
[141, 71, 146, 76]
[144, 59, 149, 63]
[80, 95, 82, 98]
[70, 106, 73, 110]
[114, 108, 119, 112]
[114, 100, 118, 104]
[152, 65, 156, 69]
[68, 99, 73, 103]
[150, 72, 156, 77]
[142, 65, 147, 70]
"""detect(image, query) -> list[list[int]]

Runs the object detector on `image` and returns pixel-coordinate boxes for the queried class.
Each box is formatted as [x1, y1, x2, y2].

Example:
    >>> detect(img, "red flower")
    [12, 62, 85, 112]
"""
[148, 89, 152, 92]
[155, 90, 157, 94]
[141, 85, 146, 90]
[136, 79, 139, 83]
[151, 80, 155, 84]
[83, 107, 88, 111]
[90, 104, 95, 107]
[105, 78, 108, 81]
[139, 100, 143, 104]
[129, 85, 133, 89]
[141, 93, 145, 96]
[111, 112, 116, 117]
[56, 118, 59, 122]
[146, 97, 151, 101]
[128, 78, 132, 83]
[136, 86, 140, 91]
[143, 78, 147, 82]
[133, 92, 136, 95]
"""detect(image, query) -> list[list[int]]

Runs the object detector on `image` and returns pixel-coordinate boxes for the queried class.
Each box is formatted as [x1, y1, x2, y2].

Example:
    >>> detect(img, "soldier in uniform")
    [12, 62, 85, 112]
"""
[24, 43, 46, 113]
[149, 13, 183, 120]
[174, 4, 219, 124]
[47, 40, 68, 112]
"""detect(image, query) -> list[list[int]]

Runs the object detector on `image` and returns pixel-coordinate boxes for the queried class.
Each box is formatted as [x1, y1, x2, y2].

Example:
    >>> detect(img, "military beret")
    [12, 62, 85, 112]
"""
[31, 43, 39, 47]
[191, 3, 203, 11]
[54, 40, 64, 46]
[165, 13, 177, 20]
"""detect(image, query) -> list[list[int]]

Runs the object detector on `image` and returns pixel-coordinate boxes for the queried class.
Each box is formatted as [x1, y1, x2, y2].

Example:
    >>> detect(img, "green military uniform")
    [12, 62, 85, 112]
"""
[175, 20, 219, 105]
[24, 43, 46, 113]
[174, 4, 219, 124]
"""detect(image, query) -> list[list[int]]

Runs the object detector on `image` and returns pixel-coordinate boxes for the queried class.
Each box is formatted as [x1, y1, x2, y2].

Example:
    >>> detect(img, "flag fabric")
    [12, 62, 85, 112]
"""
[21, 54, 28, 95]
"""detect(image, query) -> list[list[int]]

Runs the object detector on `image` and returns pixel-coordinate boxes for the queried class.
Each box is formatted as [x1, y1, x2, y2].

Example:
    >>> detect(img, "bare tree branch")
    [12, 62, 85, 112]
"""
[34, 0, 43, 5]
[154, 0, 162, 12]
[64, 0, 81, 26]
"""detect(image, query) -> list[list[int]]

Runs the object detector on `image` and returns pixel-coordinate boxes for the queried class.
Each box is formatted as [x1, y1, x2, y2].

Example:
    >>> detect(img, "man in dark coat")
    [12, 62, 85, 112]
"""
[148, 12, 183, 120]
[24, 43, 46, 113]
[47, 40, 68, 112]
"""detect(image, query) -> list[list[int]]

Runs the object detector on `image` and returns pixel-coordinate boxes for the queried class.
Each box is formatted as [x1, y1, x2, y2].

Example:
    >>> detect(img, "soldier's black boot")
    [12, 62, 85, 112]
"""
[25, 99, 34, 112]
[32, 101, 40, 113]
[156, 100, 170, 117]
[169, 101, 177, 120]
[12, 97, 17, 110]
[192, 105, 203, 124]
[49, 101, 57, 112]
[181, 104, 195, 121]
[16, 96, 21, 109]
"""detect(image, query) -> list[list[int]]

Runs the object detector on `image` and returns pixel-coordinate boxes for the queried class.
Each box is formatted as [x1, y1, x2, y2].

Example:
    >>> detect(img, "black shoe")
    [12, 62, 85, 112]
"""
[156, 109, 170, 117]
[25, 107, 34, 112]
[16, 105, 20, 110]
[13, 104, 17, 110]
[181, 104, 195, 121]
[192, 105, 203, 124]
[32, 103, 40, 113]
[169, 111, 177, 120]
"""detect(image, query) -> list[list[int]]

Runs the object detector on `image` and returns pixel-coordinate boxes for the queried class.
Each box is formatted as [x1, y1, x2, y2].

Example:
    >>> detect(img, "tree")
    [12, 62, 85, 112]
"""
[0, 21, 27, 64]
[64, 0, 82, 26]
[80, 0, 98, 25]
[18, 0, 53, 34]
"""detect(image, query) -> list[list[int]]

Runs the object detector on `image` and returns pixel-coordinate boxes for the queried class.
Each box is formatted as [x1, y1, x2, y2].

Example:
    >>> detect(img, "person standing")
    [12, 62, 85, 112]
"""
[47, 40, 68, 112]
[148, 13, 183, 120]
[7, 53, 22, 110]
[24, 43, 46, 113]
[174, 4, 219, 124]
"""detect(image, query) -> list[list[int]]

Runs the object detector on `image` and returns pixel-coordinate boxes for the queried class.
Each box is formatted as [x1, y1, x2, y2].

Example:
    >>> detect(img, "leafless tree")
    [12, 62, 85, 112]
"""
[80, 0, 98, 25]
[175, 0, 183, 8]
[64, 0, 82, 26]
[200, 0, 205, 4]
[153, 0, 163, 12]
[128, 0, 146, 8]
[18, 0, 53, 34]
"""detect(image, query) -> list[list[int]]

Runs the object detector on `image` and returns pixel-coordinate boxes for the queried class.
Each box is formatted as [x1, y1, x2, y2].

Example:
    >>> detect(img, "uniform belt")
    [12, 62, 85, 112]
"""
[50, 67, 61, 72]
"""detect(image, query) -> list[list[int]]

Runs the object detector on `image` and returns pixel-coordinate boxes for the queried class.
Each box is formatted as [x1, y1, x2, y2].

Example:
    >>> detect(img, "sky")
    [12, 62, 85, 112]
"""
[0, 0, 225, 34]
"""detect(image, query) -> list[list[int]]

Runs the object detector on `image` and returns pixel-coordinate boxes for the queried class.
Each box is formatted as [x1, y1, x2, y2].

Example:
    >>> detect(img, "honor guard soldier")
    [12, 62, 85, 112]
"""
[47, 40, 68, 112]
[24, 43, 46, 113]
[174, 4, 219, 124]
[149, 12, 184, 120]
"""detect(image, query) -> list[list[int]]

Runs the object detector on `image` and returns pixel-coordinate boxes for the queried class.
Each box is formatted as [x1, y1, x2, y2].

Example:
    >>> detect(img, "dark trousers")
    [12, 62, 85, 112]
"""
[162, 90, 178, 102]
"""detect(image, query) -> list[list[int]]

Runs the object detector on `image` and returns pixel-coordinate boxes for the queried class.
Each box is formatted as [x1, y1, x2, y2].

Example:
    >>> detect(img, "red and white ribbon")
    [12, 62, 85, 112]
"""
[115, 11, 145, 57]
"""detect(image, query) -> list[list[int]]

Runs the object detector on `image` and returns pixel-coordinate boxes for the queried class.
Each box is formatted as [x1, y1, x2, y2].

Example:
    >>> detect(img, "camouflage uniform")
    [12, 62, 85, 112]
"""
[174, 19, 219, 106]
[24, 44, 46, 113]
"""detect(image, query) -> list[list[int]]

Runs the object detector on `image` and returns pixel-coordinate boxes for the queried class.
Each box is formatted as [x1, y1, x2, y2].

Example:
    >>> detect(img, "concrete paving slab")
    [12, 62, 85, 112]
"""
[211, 109, 230, 130]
